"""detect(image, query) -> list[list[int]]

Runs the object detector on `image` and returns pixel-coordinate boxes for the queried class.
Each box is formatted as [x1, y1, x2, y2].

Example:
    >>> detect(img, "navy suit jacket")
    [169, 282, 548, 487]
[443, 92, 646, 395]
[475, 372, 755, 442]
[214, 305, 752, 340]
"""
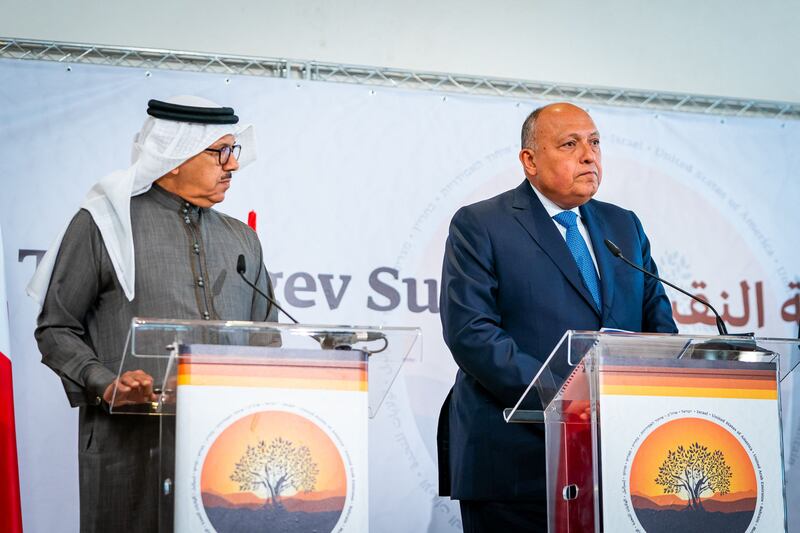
[438, 180, 677, 500]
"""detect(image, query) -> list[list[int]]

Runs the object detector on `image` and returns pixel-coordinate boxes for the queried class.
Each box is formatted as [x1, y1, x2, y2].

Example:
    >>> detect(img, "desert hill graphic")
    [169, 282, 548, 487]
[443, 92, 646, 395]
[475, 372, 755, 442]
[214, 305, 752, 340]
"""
[203, 489, 346, 513]
[202, 487, 346, 533]
[631, 490, 757, 513]
[631, 488, 758, 532]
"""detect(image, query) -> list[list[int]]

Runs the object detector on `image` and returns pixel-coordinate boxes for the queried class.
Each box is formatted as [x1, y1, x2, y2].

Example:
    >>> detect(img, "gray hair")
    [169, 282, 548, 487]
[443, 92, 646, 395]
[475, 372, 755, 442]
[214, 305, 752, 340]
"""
[520, 106, 547, 150]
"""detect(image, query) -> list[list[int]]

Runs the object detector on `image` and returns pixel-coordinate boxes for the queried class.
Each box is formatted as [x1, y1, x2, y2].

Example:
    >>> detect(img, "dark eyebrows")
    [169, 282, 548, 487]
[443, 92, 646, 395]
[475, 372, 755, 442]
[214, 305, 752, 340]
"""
[559, 131, 600, 142]
[208, 141, 235, 150]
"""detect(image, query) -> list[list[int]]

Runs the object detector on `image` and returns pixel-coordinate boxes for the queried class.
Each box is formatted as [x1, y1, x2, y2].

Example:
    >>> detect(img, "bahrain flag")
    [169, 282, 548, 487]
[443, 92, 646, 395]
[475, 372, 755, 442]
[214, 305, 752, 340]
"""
[0, 224, 22, 532]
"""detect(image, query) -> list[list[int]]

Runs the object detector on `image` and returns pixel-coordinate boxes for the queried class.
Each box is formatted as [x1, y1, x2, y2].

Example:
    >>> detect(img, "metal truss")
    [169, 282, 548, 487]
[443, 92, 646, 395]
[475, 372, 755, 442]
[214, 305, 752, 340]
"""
[2, 37, 797, 120]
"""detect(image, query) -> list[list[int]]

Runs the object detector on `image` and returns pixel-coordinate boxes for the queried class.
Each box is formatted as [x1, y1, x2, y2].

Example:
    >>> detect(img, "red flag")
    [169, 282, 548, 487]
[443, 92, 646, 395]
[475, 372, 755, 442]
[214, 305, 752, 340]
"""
[0, 223, 22, 532]
[0, 351, 22, 533]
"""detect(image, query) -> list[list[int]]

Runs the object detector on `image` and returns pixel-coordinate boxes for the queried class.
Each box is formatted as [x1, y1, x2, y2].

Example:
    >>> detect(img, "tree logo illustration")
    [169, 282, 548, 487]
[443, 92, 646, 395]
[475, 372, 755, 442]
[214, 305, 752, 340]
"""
[199, 410, 349, 533]
[628, 417, 757, 532]
[230, 436, 321, 512]
[654, 442, 732, 512]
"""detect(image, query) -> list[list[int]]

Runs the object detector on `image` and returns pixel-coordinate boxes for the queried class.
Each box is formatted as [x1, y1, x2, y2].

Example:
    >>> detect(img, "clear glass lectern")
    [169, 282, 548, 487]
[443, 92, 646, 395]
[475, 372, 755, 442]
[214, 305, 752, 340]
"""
[505, 331, 800, 533]
[111, 318, 421, 533]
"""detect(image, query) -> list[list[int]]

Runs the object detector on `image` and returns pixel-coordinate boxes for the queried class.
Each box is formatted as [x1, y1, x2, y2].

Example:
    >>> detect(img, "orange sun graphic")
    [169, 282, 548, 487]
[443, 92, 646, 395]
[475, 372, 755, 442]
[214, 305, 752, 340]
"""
[627, 417, 758, 532]
[630, 417, 756, 500]
[200, 410, 347, 514]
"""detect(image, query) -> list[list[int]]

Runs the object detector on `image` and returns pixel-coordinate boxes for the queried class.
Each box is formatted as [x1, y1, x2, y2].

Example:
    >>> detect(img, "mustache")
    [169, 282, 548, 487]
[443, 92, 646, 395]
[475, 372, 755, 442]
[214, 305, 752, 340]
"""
[221, 172, 233, 180]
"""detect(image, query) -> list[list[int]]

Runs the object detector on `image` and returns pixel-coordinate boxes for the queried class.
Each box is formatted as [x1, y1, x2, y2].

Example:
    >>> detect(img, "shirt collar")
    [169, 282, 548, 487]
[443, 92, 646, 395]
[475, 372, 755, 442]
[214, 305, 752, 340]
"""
[528, 180, 582, 220]
[148, 182, 203, 212]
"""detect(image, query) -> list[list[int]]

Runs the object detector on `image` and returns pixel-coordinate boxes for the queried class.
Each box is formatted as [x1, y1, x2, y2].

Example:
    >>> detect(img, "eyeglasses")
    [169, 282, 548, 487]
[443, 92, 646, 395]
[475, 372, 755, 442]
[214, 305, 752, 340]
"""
[204, 144, 242, 165]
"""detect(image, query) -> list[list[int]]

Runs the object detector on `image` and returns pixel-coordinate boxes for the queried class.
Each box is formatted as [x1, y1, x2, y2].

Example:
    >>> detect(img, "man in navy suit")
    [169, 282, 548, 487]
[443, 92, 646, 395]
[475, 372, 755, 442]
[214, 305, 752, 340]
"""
[437, 102, 678, 531]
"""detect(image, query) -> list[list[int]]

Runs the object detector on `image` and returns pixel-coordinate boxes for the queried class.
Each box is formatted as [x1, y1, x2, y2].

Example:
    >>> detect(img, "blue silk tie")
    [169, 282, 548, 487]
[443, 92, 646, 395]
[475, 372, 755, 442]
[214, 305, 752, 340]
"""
[552, 211, 602, 312]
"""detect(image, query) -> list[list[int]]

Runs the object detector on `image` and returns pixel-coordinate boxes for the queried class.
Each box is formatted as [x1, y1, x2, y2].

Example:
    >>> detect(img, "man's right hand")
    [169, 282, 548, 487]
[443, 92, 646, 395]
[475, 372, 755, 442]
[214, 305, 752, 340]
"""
[102, 369, 158, 407]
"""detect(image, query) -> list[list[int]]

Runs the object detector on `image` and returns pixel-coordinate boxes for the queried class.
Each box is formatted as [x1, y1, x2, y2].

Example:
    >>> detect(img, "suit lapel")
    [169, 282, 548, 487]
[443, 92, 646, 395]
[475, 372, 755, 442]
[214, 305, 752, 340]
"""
[580, 201, 616, 322]
[511, 181, 600, 317]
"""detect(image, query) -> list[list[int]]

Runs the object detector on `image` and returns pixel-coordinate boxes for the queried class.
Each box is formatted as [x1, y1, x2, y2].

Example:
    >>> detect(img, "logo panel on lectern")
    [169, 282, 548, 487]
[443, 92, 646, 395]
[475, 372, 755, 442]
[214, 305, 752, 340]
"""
[628, 417, 757, 532]
[199, 409, 348, 533]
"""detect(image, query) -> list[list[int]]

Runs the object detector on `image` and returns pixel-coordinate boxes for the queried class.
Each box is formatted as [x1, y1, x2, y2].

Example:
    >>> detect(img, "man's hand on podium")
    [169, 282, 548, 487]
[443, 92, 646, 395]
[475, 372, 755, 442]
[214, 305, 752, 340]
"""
[103, 370, 158, 406]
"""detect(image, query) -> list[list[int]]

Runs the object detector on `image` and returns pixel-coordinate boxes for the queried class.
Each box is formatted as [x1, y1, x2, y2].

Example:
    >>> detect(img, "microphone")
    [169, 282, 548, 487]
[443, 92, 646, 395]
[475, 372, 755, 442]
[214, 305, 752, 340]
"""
[315, 330, 388, 349]
[603, 239, 729, 335]
[236, 254, 299, 324]
[236, 255, 387, 351]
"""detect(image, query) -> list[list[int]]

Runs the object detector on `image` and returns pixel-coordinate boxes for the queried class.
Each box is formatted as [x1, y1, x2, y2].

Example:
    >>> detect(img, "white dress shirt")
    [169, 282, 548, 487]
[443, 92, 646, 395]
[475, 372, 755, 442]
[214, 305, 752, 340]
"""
[529, 181, 600, 276]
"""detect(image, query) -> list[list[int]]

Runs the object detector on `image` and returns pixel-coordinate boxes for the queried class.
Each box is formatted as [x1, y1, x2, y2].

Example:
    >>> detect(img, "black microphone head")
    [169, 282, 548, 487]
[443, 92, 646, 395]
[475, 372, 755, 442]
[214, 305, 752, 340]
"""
[604, 239, 622, 257]
[236, 254, 246, 274]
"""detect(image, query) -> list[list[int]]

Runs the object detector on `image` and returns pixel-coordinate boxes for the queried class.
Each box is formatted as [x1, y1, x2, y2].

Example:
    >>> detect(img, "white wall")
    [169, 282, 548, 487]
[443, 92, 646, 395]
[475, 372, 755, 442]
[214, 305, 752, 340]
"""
[2, 0, 799, 103]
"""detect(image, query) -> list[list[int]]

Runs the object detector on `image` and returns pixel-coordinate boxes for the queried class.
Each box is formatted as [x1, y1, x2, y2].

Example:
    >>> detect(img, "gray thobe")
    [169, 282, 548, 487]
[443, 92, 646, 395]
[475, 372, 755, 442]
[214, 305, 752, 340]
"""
[35, 184, 278, 532]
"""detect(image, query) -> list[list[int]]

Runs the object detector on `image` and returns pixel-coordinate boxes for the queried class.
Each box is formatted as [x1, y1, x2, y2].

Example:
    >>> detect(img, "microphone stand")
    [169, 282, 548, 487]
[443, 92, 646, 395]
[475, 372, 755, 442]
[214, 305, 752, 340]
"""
[603, 239, 728, 335]
[236, 255, 387, 353]
[236, 256, 299, 324]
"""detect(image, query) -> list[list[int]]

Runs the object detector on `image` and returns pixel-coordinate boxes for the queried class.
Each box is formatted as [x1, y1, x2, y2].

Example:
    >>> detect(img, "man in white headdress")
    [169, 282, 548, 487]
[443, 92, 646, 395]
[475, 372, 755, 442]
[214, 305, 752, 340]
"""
[30, 96, 278, 532]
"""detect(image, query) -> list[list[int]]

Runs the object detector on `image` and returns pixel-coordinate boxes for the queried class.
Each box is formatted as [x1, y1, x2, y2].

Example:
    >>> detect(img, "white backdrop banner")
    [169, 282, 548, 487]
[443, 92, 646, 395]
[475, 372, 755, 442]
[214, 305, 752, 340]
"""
[1, 58, 799, 532]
